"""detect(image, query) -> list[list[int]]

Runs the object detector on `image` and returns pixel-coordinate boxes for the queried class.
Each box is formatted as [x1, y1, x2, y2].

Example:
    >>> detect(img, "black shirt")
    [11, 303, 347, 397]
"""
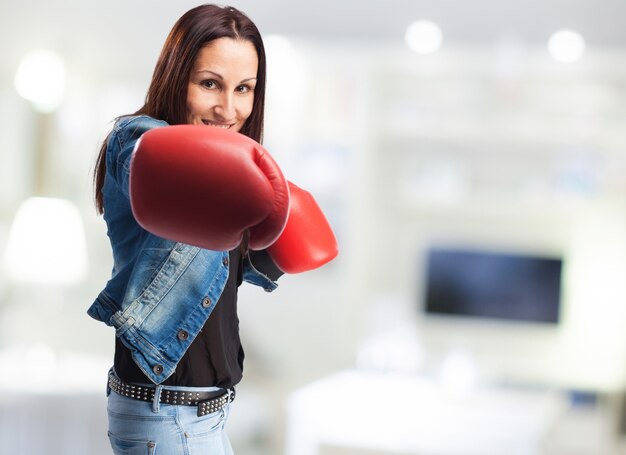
[114, 248, 280, 388]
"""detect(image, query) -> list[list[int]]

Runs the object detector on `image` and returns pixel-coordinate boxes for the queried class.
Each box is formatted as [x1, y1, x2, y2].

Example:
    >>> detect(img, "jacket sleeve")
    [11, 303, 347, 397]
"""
[243, 249, 284, 292]
[106, 116, 169, 199]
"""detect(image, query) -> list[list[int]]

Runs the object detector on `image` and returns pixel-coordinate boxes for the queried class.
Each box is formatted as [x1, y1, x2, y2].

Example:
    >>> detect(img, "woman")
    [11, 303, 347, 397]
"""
[88, 4, 337, 454]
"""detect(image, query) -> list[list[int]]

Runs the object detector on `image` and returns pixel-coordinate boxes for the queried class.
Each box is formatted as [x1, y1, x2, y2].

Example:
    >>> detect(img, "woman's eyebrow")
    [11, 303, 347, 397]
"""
[195, 70, 224, 80]
[195, 70, 257, 84]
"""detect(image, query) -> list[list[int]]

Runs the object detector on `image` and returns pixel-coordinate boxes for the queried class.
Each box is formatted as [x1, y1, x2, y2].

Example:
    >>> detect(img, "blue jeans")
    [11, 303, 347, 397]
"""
[107, 381, 234, 455]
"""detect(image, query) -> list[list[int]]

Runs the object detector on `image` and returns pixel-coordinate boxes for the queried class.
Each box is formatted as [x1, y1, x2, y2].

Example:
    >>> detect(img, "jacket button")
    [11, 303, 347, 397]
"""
[201, 297, 211, 308]
[153, 364, 164, 374]
[178, 330, 189, 341]
[222, 257, 229, 267]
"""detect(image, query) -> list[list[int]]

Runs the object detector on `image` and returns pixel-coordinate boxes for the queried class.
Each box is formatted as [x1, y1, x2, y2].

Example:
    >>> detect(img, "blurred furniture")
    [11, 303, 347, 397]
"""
[0, 346, 111, 455]
[285, 369, 568, 455]
[0, 392, 109, 455]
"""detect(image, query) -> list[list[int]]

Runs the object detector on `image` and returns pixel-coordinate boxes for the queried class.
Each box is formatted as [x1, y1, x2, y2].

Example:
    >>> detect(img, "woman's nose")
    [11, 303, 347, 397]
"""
[214, 93, 235, 120]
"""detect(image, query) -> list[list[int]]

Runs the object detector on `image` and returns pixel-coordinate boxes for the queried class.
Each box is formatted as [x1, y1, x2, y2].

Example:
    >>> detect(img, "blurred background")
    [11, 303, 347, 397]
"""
[0, 0, 625, 454]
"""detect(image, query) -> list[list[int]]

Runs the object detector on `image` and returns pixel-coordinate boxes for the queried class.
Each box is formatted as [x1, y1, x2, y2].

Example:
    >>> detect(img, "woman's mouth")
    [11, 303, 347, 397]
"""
[201, 120, 233, 129]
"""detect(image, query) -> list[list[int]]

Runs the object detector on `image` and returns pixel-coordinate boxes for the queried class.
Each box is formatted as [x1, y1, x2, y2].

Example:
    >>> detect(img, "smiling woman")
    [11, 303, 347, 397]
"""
[88, 5, 278, 455]
[89, 7, 277, 454]
[87, 4, 337, 455]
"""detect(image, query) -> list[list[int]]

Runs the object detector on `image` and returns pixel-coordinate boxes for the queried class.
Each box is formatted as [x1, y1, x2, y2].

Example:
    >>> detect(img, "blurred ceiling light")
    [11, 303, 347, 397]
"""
[405, 20, 443, 54]
[547, 29, 586, 63]
[14, 49, 66, 113]
[3, 197, 88, 286]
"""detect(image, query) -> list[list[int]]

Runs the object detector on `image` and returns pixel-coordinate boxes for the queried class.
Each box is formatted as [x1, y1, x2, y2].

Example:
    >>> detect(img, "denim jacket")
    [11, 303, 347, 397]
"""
[87, 115, 279, 384]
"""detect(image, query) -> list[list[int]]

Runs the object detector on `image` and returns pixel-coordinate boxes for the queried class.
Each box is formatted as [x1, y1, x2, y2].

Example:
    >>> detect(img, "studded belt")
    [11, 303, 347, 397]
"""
[108, 372, 235, 417]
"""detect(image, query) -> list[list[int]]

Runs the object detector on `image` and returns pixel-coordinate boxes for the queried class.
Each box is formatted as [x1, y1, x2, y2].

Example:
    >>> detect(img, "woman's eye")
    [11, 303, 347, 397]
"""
[236, 85, 253, 94]
[201, 80, 217, 89]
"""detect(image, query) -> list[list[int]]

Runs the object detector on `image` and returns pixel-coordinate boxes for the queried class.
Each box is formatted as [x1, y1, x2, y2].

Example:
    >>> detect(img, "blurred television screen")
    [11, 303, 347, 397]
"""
[424, 247, 563, 324]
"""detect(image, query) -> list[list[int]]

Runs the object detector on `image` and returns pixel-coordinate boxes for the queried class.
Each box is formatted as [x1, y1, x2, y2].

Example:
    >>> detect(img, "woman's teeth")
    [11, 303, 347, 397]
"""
[202, 120, 230, 129]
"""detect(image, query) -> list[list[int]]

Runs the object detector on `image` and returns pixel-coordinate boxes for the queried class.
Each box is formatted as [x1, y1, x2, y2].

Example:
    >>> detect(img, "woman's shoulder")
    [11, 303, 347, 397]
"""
[112, 115, 169, 136]
[107, 115, 169, 151]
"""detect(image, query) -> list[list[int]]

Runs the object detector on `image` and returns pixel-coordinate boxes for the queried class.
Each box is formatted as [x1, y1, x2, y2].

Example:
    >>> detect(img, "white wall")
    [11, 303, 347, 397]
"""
[258, 41, 626, 393]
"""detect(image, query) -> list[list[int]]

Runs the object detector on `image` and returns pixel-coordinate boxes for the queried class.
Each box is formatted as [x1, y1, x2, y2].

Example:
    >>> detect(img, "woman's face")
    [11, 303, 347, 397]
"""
[186, 37, 258, 132]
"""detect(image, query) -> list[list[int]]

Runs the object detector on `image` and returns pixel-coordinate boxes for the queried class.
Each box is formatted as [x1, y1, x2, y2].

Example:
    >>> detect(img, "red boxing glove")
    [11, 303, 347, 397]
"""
[129, 125, 289, 251]
[267, 181, 338, 273]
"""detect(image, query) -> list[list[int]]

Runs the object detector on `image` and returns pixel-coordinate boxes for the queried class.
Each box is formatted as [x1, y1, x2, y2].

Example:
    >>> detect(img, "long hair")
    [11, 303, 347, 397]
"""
[93, 4, 267, 215]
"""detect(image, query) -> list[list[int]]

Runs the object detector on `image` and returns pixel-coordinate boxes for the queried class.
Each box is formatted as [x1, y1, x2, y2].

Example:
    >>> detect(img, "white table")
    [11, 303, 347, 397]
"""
[285, 369, 567, 455]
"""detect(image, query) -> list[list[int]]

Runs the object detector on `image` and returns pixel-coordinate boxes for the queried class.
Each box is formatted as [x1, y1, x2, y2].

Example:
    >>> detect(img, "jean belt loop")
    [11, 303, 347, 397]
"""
[152, 385, 163, 413]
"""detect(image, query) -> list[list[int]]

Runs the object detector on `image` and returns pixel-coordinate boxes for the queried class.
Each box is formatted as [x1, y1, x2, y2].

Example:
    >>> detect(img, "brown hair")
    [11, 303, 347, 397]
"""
[93, 4, 267, 214]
